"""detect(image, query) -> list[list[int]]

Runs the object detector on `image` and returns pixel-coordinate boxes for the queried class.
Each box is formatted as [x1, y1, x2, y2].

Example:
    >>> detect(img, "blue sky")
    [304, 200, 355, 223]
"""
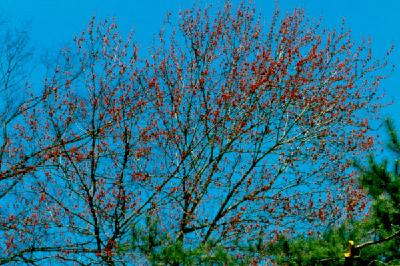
[1, 0, 399, 123]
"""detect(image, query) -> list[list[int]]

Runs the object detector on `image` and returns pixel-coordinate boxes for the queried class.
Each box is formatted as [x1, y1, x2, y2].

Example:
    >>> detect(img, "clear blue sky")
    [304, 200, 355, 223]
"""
[1, 0, 399, 123]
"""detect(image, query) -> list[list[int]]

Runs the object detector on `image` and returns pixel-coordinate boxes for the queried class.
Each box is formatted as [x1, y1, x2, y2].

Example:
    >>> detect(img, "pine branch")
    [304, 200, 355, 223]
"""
[385, 119, 400, 154]
[354, 229, 400, 250]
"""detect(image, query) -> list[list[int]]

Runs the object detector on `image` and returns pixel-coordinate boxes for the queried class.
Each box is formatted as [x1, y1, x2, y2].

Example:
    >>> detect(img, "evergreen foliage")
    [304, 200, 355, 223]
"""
[123, 214, 242, 265]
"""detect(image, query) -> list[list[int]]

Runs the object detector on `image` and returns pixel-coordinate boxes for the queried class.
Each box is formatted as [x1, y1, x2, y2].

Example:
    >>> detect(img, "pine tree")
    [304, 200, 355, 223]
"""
[265, 119, 400, 265]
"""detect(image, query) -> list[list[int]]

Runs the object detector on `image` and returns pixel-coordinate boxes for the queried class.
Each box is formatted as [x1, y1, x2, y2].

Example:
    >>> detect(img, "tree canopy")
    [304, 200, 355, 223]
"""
[0, 2, 391, 265]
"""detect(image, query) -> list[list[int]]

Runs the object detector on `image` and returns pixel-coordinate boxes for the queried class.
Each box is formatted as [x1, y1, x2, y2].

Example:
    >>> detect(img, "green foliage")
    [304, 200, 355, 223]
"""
[124, 214, 241, 265]
[265, 222, 351, 265]
[267, 219, 400, 265]
[358, 120, 400, 232]
[149, 241, 238, 266]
